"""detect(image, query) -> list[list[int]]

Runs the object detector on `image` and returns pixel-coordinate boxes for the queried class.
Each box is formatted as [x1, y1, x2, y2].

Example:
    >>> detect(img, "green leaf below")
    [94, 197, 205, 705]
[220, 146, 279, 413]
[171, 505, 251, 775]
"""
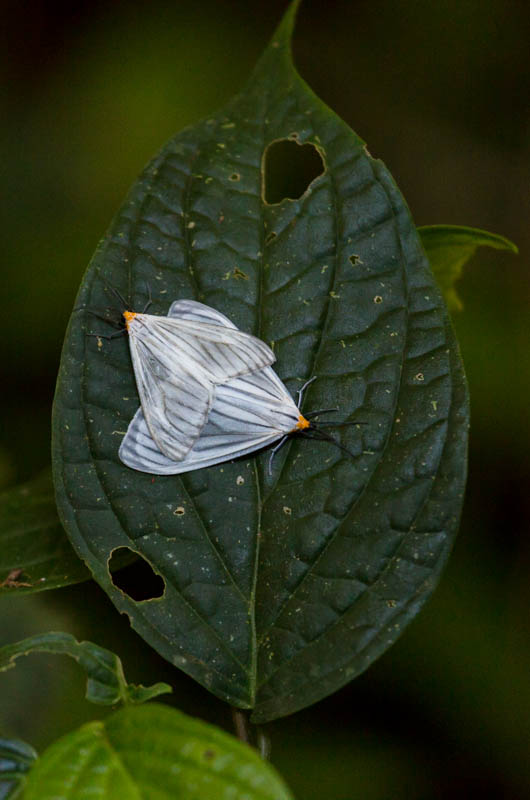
[22, 703, 293, 800]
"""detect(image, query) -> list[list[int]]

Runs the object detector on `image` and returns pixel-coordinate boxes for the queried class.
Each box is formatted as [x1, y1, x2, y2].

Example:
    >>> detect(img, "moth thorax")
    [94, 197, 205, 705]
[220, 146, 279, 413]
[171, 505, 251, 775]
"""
[123, 310, 138, 330]
[295, 414, 310, 431]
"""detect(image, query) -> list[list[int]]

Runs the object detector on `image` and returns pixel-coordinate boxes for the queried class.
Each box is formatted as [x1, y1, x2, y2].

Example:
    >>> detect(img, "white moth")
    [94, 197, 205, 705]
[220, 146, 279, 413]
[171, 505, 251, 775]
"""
[119, 300, 311, 474]
[120, 301, 280, 462]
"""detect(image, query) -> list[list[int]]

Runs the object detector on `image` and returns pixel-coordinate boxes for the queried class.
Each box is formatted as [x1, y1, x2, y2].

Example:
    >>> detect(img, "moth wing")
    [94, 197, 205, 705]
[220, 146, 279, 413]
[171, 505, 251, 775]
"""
[128, 332, 214, 462]
[167, 299, 237, 329]
[119, 367, 300, 475]
[127, 299, 270, 461]
[118, 404, 280, 475]
[119, 407, 178, 474]
[151, 300, 276, 381]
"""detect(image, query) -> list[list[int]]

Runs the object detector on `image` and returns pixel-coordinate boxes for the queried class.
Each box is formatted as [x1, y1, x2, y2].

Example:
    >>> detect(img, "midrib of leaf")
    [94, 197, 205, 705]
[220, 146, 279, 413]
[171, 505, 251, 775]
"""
[168, 139, 254, 609]
[248, 462, 262, 704]
[94, 725, 142, 800]
[245, 75, 275, 705]
[173, 120, 268, 690]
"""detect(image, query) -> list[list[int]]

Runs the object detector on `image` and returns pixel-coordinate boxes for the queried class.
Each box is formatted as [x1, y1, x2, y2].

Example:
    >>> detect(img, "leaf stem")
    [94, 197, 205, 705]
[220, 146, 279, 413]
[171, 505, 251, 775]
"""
[231, 707, 251, 744]
[231, 708, 272, 761]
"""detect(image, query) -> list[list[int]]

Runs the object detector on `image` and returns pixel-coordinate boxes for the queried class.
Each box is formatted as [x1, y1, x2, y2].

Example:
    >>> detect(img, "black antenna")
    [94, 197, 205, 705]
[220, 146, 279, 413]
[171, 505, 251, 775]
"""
[301, 427, 358, 460]
[108, 284, 129, 309]
[142, 281, 152, 313]
[96, 272, 130, 310]
[304, 407, 339, 419]
[311, 420, 366, 429]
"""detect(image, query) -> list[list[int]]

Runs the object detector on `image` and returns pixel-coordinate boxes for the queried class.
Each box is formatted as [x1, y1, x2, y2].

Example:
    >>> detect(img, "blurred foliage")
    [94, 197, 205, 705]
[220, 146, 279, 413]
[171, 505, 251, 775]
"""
[23, 704, 293, 800]
[0, 736, 37, 800]
[1, 1, 529, 798]
[0, 471, 89, 595]
[419, 225, 518, 311]
[0, 632, 172, 705]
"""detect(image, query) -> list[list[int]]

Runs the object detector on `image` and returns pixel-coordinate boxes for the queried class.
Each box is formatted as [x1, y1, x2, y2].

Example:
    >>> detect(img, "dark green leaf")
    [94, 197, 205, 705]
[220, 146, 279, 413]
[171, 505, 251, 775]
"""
[0, 632, 171, 705]
[0, 738, 37, 800]
[0, 471, 90, 595]
[22, 703, 293, 800]
[52, 0, 469, 721]
[419, 224, 518, 311]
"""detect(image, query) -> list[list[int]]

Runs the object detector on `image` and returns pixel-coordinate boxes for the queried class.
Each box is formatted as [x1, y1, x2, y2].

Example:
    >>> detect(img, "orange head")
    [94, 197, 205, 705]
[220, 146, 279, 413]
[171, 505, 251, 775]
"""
[294, 414, 310, 431]
[123, 310, 137, 330]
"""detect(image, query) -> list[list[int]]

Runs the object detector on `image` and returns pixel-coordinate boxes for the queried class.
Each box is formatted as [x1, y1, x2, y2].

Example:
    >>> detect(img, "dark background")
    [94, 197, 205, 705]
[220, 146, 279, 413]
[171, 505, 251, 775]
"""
[1, 1, 529, 797]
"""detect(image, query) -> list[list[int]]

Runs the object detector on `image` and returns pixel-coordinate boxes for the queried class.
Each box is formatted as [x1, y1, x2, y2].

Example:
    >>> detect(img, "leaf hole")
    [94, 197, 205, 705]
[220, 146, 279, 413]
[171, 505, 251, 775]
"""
[229, 172, 240, 182]
[349, 254, 362, 266]
[262, 139, 325, 204]
[265, 231, 277, 246]
[108, 547, 165, 601]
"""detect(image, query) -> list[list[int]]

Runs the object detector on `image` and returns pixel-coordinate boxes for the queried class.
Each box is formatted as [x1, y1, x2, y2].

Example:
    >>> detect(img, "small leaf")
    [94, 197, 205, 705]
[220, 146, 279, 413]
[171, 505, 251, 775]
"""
[53, 0, 469, 721]
[419, 224, 518, 311]
[22, 703, 293, 800]
[0, 471, 90, 595]
[0, 738, 37, 800]
[0, 632, 171, 706]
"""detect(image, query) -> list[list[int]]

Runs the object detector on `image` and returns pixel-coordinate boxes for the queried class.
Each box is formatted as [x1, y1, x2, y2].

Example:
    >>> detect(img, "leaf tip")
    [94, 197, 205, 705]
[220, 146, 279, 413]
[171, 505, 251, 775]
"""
[270, 0, 302, 52]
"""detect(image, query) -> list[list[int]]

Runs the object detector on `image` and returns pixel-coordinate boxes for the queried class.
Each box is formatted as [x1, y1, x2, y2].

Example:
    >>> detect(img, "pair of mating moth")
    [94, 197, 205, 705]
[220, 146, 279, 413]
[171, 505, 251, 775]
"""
[94, 296, 354, 475]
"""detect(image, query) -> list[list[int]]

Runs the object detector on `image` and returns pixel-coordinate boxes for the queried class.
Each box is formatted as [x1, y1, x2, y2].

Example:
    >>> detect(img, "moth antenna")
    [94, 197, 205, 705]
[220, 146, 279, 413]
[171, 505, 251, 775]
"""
[305, 426, 357, 460]
[109, 285, 129, 310]
[97, 273, 130, 310]
[142, 281, 153, 313]
[312, 420, 366, 428]
[304, 407, 339, 419]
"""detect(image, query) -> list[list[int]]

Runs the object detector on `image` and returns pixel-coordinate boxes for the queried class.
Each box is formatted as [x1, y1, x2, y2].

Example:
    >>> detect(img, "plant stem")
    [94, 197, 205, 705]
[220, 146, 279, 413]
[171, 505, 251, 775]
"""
[231, 707, 251, 744]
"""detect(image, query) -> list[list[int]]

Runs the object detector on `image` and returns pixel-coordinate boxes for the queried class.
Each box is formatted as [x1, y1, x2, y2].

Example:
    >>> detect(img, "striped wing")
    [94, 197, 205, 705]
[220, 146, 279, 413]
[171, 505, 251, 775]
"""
[167, 299, 238, 328]
[139, 314, 276, 385]
[119, 369, 300, 475]
[127, 301, 276, 461]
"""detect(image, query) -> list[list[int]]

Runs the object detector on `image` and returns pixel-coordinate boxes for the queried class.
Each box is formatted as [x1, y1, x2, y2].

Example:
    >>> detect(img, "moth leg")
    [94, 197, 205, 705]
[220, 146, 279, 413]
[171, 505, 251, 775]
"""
[86, 329, 127, 340]
[296, 375, 317, 407]
[268, 434, 289, 476]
